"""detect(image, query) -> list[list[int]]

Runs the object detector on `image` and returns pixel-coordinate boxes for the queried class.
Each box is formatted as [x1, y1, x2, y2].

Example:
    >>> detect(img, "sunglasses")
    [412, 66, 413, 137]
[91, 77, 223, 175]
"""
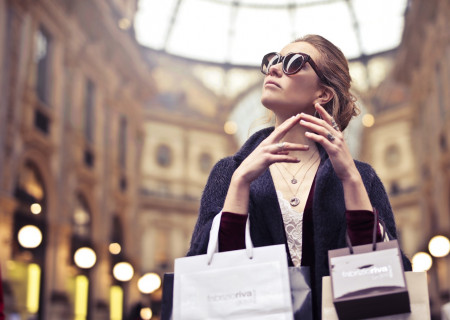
[260, 52, 327, 83]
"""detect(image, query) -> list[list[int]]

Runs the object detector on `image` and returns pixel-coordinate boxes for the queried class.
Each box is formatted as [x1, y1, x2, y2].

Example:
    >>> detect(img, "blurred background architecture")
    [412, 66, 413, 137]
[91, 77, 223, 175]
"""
[0, 0, 448, 319]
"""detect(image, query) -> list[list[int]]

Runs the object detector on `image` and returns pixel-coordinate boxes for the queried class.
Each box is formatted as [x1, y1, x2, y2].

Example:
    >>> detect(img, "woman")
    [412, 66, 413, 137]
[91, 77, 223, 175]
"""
[187, 34, 411, 318]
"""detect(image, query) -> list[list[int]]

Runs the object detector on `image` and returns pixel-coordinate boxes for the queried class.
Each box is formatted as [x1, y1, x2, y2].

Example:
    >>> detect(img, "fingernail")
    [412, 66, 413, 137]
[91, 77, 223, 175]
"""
[300, 120, 305, 124]
[305, 132, 311, 136]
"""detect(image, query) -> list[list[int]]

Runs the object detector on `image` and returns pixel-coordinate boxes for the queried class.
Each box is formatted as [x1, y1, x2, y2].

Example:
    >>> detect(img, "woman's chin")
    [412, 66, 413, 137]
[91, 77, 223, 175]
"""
[261, 96, 281, 110]
[261, 99, 294, 114]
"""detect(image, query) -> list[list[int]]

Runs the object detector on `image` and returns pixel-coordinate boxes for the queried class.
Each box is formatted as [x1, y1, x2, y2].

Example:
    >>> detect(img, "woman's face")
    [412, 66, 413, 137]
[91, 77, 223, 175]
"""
[261, 41, 324, 117]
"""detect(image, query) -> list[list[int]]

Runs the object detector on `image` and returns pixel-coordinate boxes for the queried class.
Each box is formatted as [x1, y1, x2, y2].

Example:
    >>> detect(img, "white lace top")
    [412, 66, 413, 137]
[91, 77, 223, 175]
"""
[275, 190, 304, 267]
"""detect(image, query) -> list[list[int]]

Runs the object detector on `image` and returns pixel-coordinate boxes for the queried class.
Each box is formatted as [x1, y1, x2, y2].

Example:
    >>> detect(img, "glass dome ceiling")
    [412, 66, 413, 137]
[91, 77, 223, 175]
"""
[135, 0, 408, 66]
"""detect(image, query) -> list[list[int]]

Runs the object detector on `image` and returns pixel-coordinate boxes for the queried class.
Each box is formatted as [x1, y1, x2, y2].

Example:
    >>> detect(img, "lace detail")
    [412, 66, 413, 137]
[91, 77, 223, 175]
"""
[276, 190, 303, 267]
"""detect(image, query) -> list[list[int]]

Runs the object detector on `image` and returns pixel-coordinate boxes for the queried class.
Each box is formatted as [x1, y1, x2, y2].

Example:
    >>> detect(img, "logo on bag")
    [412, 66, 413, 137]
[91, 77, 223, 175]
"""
[341, 264, 393, 280]
[207, 290, 256, 305]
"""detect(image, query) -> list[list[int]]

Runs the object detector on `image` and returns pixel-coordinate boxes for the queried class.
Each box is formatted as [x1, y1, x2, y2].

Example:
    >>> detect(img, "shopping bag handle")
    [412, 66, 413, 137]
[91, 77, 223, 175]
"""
[345, 208, 386, 254]
[206, 211, 254, 265]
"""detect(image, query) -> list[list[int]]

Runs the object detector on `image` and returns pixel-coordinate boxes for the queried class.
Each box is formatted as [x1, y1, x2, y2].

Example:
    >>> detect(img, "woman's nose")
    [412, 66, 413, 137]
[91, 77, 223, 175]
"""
[268, 61, 282, 76]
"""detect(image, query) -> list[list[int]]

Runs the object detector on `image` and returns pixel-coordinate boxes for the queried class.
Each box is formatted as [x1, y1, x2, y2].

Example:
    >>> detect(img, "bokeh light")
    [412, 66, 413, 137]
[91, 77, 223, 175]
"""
[362, 114, 375, 127]
[138, 273, 161, 294]
[74, 247, 97, 269]
[109, 242, 122, 255]
[30, 203, 42, 214]
[428, 235, 450, 258]
[140, 307, 152, 320]
[113, 262, 134, 282]
[224, 121, 238, 135]
[18, 225, 42, 248]
[412, 252, 433, 272]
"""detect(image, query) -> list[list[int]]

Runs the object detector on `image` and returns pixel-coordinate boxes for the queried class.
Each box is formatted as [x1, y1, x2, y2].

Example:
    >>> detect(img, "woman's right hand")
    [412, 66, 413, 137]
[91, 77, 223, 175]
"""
[234, 114, 310, 184]
[223, 114, 310, 214]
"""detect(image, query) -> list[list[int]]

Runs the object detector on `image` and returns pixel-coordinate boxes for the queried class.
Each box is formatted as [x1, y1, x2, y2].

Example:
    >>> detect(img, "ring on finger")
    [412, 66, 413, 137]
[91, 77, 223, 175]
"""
[331, 118, 340, 131]
[278, 141, 286, 151]
[327, 132, 335, 142]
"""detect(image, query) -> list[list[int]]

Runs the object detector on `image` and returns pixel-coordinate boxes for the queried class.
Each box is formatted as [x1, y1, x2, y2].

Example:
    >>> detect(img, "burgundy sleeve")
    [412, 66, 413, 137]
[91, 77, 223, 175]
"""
[346, 209, 383, 246]
[218, 212, 247, 252]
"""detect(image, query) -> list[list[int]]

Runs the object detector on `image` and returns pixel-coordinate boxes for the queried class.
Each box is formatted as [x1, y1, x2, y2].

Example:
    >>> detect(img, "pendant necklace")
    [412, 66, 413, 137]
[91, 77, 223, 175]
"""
[279, 150, 317, 184]
[274, 155, 320, 207]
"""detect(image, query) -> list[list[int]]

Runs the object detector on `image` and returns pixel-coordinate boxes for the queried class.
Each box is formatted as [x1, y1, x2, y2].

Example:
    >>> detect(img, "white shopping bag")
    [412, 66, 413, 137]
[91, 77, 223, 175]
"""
[173, 212, 293, 320]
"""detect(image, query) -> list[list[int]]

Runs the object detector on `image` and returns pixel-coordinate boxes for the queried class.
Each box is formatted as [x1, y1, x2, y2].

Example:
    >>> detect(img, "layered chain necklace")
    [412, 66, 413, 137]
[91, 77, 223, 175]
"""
[278, 150, 317, 184]
[274, 152, 320, 207]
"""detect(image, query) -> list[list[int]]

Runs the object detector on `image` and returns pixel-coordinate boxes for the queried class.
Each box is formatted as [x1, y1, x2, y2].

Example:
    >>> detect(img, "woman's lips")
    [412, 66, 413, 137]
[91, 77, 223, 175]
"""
[265, 80, 281, 88]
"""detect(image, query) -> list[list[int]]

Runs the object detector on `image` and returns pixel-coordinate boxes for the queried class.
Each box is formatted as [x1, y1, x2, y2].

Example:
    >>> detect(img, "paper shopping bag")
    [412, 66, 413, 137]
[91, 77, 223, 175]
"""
[327, 213, 410, 319]
[289, 266, 312, 320]
[161, 273, 174, 320]
[162, 267, 312, 320]
[173, 212, 293, 320]
[322, 271, 430, 320]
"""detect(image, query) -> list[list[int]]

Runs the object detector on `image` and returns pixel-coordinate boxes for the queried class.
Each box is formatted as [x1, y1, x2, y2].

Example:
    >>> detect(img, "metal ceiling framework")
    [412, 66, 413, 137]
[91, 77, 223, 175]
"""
[159, 0, 380, 65]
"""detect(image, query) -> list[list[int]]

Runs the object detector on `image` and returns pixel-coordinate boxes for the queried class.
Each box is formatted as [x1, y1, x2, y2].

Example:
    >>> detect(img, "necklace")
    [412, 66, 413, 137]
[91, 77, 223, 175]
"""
[278, 150, 317, 184]
[274, 155, 320, 207]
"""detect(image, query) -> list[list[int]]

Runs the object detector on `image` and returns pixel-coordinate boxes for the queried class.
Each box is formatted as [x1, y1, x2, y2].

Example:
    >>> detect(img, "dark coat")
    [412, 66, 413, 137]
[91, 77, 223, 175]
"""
[187, 126, 412, 317]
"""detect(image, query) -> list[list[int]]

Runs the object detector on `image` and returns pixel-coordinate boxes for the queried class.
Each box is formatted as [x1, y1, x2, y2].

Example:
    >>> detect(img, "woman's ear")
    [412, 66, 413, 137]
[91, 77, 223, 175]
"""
[316, 87, 334, 105]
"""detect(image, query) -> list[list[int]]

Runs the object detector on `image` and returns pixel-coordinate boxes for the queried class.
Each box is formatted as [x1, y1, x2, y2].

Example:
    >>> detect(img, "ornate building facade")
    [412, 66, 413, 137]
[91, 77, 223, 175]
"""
[360, 0, 450, 317]
[138, 50, 239, 277]
[0, 0, 156, 319]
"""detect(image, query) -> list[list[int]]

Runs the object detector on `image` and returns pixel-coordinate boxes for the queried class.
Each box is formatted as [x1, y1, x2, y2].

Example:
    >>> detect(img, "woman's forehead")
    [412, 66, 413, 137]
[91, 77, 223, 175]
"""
[280, 42, 320, 60]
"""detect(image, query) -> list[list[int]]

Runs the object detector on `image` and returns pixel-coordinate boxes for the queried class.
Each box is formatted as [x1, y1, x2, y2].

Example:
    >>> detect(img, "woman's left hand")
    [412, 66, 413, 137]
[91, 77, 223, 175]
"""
[299, 103, 359, 182]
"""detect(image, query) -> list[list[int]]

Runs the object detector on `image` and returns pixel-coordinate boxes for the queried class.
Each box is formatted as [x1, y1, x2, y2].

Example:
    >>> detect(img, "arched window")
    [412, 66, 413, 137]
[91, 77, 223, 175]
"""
[156, 144, 172, 167]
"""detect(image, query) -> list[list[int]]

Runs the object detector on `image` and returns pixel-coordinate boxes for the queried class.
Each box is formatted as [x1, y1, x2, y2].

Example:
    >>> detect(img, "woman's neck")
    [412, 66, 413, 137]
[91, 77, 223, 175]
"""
[274, 114, 318, 159]
[275, 115, 311, 145]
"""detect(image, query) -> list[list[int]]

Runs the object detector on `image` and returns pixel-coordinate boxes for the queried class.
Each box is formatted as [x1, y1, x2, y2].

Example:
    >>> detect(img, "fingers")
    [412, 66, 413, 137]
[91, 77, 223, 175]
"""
[314, 103, 333, 124]
[300, 104, 343, 147]
[270, 154, 302, 164]
[300, 119, 334, 139]
[268, 113, 302, 143]
[268, 141, 310, 155]
[310, 103, 340, 132]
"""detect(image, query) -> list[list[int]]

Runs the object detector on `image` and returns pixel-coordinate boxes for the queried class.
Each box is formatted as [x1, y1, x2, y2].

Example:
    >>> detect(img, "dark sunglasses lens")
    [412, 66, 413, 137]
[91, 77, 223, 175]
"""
[284, 53, 305, 74]
[262, 53, 279, 74]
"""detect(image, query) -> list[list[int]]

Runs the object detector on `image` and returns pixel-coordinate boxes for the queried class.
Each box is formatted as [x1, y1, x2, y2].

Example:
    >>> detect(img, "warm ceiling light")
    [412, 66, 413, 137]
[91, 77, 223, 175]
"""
[74, 247, 97, 269]
[18, 225, 42, 248]
[30, 203, 42, 214]
[109, 242, 122, 255]
[362, 114, 375, 127]
[412, 252, 433, 272]
[138, 273, 161, 294]
[428, 235, 450, 258]
[113, 262, 134, 282]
